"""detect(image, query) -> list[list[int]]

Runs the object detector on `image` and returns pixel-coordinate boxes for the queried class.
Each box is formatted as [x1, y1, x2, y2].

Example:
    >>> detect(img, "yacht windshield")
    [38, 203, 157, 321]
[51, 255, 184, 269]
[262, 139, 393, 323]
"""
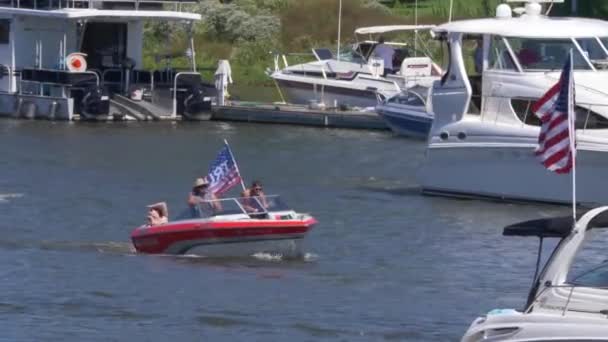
[337, 45, 366, 63]
[506, 37, 592, 71]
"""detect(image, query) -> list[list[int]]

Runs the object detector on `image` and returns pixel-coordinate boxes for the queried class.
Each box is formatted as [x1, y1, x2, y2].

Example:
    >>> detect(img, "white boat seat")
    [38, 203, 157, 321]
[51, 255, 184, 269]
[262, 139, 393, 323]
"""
[400, 57, 432, 77]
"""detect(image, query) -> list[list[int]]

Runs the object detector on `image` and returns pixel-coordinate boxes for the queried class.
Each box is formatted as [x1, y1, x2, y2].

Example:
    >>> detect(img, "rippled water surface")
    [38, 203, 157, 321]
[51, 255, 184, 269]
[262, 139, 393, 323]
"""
[0, 119, 571, 341]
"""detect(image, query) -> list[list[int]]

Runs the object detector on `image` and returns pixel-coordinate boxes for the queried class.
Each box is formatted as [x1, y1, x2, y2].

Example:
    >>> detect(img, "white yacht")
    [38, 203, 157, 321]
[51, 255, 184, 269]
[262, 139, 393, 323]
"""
[418, 1, 608, 205]
[0, 0, 214, 121]
[462, 206, 608, 341]
[269, 25, 441, 108]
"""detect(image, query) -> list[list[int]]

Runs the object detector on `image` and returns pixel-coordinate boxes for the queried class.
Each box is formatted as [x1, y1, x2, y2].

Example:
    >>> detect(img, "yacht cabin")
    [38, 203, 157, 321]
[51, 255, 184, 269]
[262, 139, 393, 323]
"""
[430, 1, 608, 136]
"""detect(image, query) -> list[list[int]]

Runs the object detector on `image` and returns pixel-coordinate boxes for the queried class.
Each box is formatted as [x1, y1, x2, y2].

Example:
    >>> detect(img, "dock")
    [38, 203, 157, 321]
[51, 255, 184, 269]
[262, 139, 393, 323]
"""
[211, 102, 388, 130]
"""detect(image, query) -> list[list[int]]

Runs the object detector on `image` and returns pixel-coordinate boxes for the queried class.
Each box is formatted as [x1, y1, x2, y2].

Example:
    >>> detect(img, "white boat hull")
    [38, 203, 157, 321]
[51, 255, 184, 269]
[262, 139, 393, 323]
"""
[419, 145, 608, 205]
[275, 78, 384, 108]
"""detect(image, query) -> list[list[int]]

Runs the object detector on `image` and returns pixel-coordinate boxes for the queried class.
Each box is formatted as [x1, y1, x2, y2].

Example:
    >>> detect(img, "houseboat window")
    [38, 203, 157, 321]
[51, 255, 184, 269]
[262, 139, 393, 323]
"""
[511, 97, 608, 129]
[0, 20, 9, 44]
[506, 38, 591, 71]
[489, 36, 516, 71]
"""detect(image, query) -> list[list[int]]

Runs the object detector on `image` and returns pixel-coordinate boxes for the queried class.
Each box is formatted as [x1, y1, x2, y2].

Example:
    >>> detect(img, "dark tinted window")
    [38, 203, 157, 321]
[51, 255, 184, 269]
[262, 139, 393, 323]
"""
[0, 20, 9, 44]
[511, 98, 608, 129]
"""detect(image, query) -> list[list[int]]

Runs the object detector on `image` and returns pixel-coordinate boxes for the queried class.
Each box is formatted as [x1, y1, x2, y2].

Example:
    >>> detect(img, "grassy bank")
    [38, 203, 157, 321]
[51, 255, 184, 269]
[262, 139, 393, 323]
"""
[141, 0, 572, 86]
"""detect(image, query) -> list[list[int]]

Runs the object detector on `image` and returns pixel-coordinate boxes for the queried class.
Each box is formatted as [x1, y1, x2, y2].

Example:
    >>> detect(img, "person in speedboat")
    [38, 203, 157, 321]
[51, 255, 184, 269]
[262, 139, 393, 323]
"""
[147, 202, 168, 226]
[240, 180, 268, 214]
[188, 178, 222, 213]
[372, 36, 395, 76]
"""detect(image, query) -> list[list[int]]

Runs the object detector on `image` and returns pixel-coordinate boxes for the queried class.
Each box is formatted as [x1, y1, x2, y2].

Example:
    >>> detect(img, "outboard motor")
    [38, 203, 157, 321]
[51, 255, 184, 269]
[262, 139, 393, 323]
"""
[80, 85, 110, 121]
[182, 83, 212, 120]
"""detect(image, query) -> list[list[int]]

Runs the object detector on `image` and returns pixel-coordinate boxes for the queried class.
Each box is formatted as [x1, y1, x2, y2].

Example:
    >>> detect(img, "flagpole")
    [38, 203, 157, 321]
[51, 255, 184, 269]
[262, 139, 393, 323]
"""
[224, 139, 247, 192]
[569, 50, 577, 223]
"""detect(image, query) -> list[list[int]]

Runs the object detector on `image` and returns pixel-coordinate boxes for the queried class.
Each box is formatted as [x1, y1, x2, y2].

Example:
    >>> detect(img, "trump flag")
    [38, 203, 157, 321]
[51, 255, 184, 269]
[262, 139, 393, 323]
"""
[206, 142, 242, 195]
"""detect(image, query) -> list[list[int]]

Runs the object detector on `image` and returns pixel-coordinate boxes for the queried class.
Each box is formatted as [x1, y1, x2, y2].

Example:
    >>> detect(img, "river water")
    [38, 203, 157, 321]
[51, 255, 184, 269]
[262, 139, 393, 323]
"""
[0, 119, 570, 341]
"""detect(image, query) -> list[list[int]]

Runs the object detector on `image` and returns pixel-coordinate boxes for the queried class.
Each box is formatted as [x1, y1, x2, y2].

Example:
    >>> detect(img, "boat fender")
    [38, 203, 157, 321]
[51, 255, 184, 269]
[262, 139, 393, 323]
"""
[81, 85, 110, 120]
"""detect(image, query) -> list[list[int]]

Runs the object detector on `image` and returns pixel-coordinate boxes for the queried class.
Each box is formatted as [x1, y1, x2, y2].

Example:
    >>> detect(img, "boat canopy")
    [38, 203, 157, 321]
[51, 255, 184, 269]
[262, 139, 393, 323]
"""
[433, 17, 608, 39]
[355, 25, 434, 35]
[504, 210, 608, 238]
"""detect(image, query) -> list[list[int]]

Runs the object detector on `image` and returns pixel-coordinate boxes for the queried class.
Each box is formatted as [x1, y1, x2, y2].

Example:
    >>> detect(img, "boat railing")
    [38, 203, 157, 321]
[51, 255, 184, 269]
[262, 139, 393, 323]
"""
[172, 71, 199, 117]
[474, 93, 608, 132]
[101, 68, 124, 93]
[193, 195, 292, 219]
[18, 69, 99, 98]
[1, 0, 197, 11]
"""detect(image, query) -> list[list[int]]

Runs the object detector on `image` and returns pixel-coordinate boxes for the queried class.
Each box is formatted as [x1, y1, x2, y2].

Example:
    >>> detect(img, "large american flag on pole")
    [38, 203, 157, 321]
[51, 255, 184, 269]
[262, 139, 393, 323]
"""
[206, 143, 242, 195]
[531, 52, 575, 174]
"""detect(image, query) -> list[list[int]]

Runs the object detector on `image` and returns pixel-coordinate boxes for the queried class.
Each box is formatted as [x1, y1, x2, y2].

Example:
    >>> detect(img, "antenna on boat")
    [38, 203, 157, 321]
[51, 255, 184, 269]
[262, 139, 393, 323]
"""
[414, 0, 418, 55]
[336, 0, 342, 61]
[568, 50, 577, 223]
[448, 0, 453, 22]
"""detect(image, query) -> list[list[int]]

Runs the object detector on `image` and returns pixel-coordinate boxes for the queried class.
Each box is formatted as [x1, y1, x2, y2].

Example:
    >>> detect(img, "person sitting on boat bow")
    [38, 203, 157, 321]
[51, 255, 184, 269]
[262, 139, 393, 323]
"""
[188, 178, 222, 213]
[147, 202, 168, 226]
[240, 180, 268, 214]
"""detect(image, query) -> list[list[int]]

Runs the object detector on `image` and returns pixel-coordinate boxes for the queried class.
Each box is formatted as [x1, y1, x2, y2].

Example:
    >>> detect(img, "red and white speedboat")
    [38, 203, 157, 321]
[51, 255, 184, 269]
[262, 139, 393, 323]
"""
[131, 195, 317, 256]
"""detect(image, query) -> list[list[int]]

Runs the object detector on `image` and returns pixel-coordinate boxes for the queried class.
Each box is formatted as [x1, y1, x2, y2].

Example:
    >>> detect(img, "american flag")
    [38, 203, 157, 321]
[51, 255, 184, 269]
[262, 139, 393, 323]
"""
[531, 52, 575, 174]
[206, 143, 242, 195]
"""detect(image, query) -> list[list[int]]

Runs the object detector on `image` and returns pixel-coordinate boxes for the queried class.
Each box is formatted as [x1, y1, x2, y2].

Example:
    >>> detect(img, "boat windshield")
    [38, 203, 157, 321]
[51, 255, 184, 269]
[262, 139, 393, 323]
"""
[568, 228, 608, 287]
[506, 37, 593, 71]
[174, 195, 291, 220]
[337, 45, 366, 63]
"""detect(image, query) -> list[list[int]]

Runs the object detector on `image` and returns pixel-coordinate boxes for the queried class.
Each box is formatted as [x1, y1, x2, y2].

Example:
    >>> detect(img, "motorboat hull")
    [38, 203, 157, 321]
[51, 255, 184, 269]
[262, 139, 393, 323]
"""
[419, 144, 608, 205]
[131, 218, 317, 256]
[462, 310, 608, 342]
[275, 78, 384, 108]
[376, 103, 432, 139]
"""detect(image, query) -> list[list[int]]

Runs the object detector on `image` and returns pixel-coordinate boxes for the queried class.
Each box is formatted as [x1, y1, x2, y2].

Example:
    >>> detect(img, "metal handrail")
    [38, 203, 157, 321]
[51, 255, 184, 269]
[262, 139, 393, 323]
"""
[18, 70, 99, 97]
[197, 195, 287, 217]
[1, 0, 197, 10]
[172, 71, 198, 117]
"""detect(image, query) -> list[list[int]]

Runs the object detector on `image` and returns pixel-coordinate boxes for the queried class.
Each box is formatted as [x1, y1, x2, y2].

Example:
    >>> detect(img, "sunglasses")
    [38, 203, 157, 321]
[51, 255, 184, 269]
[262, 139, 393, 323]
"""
[253, 187, 262, 191]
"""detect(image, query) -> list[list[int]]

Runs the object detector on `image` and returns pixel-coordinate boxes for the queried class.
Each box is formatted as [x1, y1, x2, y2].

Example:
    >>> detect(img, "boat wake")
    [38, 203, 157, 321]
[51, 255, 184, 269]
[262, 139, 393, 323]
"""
[0, 193, 24, 203]
[252, 251, 318, 262]
[0, 239, 135, 255]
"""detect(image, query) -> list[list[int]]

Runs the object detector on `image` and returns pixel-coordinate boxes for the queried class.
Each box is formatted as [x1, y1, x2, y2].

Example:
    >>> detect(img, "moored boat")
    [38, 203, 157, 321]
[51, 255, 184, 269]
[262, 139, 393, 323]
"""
[131, 195, 317, 256]
[418, 1, 608, 204]
[270, 25, 440, 109]
[375, 87, 433, 139]
[462, 206, 608, 341]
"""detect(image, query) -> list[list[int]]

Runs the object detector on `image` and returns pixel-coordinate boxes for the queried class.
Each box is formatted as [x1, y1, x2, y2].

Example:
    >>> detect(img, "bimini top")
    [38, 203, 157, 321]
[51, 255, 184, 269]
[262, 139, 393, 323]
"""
[433, 16, 608, 39]
[0, 8, 201, 20]
[355, 25, 435, 35]
[503, 209, 608, 238]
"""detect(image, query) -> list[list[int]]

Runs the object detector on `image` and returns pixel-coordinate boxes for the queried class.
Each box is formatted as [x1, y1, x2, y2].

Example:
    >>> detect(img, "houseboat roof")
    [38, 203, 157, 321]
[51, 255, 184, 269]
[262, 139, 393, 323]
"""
[355, 25, 435, 35]
[0, 7, 200, 20]
[433, 15, 608, 39]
